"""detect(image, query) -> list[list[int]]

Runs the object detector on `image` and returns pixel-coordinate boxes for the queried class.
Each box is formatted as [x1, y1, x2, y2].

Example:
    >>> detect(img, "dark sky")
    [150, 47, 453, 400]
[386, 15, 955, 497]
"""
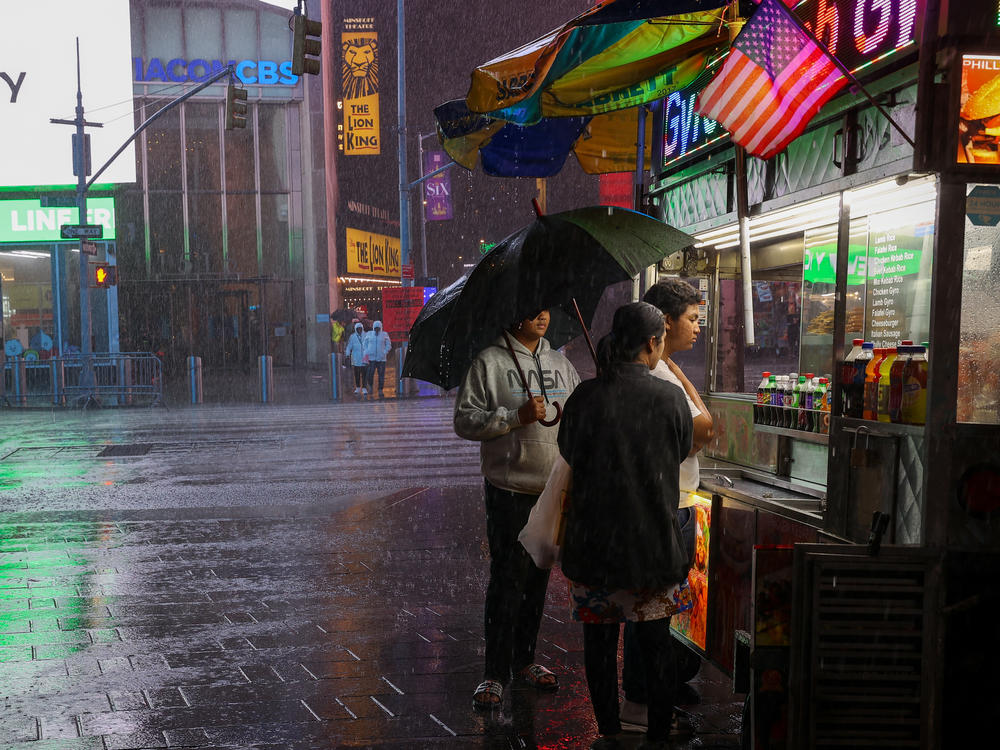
[324, 0, 602, 287]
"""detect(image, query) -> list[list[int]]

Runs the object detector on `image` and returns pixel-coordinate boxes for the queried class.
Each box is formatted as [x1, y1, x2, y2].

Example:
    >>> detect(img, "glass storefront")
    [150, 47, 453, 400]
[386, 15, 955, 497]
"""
[958, 184, 1000, 425]
[696, 178, 937, 396]
[117, 0, 309, 372]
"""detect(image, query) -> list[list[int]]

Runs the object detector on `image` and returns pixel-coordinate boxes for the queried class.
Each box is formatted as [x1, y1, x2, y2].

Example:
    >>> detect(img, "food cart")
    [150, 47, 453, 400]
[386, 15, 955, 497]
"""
[646, 3, 1000, 747]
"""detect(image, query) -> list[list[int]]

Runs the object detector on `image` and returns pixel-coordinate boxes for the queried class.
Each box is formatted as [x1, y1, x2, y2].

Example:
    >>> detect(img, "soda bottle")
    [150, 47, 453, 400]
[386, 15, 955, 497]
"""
[783, 375, 796, 429]
[888, 346, 910, 423]
[766, 374, 778, 425]
[755, 372, 771, 424]
[774, 375, 788, 427]
[840, 339, 864, 417]
[876, 347, 897, 422]
[849, 342, 873, 418]
[863, 347, 885, 420]
[901, 345, 928, 425]
[798, 374, 813, 430]
[816, 377, 830, 433]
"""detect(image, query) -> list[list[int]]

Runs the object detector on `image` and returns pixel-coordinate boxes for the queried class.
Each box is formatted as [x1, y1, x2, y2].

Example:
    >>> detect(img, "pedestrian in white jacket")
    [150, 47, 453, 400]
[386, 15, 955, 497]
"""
[344, 322, 368, 396]
[363, 320, 392, 396]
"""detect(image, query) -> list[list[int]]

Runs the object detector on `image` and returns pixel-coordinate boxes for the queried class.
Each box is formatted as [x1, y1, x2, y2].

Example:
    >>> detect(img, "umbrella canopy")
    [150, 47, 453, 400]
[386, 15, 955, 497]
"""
[401, 205, 695, 389]
[436, 98, 654, 176]
[435, 0, 728, 175]
[467, 0, 728, 124]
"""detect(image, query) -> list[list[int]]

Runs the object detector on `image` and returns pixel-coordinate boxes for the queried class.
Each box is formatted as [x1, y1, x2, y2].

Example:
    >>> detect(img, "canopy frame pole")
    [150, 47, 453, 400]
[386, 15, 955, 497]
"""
[735, 146, 755, 346]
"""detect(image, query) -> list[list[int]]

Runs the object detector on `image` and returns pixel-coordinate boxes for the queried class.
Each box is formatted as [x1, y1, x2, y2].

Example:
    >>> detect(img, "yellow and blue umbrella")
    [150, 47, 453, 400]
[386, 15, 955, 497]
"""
[467, 0, 729, 124]
[436, 0, 730, 176]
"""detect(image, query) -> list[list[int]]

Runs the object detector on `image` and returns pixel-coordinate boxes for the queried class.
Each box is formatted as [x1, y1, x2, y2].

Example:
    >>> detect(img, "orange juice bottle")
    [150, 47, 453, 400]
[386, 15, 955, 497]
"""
[863, 348, 885, 420]
[876, 347, 897, 422]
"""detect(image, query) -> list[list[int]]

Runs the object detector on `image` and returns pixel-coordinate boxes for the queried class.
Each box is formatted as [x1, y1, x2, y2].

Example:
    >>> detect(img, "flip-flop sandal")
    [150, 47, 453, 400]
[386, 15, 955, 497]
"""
[517, 664, 559, 691]
[472, 679, 504, 709]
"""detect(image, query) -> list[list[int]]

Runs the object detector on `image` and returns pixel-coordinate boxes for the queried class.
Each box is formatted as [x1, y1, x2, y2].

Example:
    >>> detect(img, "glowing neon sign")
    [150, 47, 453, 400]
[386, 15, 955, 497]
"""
[660, 0, 919, 168]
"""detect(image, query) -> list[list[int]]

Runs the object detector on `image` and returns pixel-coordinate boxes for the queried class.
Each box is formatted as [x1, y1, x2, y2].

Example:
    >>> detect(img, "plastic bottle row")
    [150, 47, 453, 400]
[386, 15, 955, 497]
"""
[753, 372, 831, 434]
[840, 339, 928, 425]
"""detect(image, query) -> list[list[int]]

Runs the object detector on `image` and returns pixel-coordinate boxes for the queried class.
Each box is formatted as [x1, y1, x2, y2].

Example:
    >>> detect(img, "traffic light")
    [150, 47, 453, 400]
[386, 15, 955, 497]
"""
[225, 83, 248, 130]
[291, 13, 322, 76]
[94, 264, 117, 288]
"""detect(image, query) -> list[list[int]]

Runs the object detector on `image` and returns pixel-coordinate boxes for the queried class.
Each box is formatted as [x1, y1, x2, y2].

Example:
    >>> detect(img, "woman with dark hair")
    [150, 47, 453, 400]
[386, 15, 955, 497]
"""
[557, 302, 694, 750]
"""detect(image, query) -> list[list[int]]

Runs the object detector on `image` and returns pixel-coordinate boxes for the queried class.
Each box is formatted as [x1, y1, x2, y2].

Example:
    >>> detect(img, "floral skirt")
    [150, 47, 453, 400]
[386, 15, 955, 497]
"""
[569, 578, 694, 624]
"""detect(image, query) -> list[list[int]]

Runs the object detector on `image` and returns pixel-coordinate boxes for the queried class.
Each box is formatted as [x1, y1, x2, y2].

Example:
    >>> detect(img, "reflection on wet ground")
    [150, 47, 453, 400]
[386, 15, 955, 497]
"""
[0, 401, 743, 748]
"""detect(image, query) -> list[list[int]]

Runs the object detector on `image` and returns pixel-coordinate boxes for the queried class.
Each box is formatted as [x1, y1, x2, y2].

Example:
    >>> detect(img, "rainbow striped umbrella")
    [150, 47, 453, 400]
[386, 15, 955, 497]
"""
[467, 0, 728, 124]
[436, 0, 730, 176]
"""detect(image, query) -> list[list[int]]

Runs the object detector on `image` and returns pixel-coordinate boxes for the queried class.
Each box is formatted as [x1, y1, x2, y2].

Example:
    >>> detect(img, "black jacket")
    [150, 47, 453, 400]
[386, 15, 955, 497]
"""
[557, 363, 694, 591]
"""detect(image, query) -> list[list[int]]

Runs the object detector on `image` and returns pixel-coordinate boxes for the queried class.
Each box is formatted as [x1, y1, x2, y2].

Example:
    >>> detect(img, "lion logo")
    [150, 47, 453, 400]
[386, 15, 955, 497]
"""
[342, 37, 379, 99]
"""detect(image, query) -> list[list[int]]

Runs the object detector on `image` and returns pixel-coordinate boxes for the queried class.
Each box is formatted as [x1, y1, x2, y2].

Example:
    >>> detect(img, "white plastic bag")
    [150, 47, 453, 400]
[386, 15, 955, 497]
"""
[518, 455, 571, 569]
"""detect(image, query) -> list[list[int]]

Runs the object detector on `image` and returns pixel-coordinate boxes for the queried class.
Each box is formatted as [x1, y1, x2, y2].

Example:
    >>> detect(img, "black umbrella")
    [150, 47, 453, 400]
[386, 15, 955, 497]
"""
[401, 205, 695, 390]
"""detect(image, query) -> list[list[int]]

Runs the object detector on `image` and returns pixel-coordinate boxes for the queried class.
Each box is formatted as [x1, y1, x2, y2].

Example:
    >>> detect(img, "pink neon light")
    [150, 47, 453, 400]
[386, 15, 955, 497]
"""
[853, 0, 891, 54]
[805, 0, 840, 51]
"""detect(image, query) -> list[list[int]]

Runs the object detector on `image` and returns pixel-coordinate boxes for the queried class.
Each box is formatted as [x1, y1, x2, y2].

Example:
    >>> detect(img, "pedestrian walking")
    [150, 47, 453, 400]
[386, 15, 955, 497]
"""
[453, 309, 581, 709]
[363, 320, 392, 397]
[330, 319, 345, 354]
[556, 302, 694, 750]
[344, 322, 368, 397]
[618, 279, 716, 733]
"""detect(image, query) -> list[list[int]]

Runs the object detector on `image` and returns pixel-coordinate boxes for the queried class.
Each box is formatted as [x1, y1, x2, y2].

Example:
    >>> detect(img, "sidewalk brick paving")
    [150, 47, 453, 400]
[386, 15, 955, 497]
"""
[0, 401, 743, 749]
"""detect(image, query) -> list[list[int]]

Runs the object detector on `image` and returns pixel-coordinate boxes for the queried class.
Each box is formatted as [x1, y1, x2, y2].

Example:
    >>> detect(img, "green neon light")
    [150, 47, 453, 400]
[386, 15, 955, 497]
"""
[0, 183, 118, 193]
[0, 198, 116, 243]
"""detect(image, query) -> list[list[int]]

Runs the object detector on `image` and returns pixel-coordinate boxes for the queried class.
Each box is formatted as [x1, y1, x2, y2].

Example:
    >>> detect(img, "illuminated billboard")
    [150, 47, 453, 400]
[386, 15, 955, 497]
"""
[345, 227, 400, 278]
[341, 18, 381, 156]
[957, 54, 1000, 165]
[0, 1, 136, 189]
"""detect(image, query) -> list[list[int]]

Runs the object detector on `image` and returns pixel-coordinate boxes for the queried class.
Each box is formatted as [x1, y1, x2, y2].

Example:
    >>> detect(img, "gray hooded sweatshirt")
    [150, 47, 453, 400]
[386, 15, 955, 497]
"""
[454, 334, 580, 495]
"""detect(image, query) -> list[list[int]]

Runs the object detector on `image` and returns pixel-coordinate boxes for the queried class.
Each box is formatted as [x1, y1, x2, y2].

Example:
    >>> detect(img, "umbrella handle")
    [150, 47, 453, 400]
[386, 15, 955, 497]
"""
[539, 400, 562, 427]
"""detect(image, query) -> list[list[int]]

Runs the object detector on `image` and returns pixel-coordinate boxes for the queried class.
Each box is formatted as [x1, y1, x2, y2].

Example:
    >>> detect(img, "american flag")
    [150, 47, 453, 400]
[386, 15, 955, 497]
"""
[695, 0, 846, 160]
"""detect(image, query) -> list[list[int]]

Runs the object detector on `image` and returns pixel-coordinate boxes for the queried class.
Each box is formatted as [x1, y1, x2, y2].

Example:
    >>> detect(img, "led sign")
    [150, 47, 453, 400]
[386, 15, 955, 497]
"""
[660, 0, 919, 169]
[133, 58, 299, 86]
[957, 54, 1000, 165]
[1, 1, 135, 188]
[0, 198, 117, 243]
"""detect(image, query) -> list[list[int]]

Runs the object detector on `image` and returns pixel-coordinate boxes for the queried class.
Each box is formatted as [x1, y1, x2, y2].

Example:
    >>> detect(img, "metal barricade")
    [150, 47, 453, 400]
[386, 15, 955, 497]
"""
[3, 352, 164, 407]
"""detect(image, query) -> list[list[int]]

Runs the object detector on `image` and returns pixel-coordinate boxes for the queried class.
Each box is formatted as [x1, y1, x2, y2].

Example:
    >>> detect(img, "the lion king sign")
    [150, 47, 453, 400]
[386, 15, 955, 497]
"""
[341, 18, 380, 156]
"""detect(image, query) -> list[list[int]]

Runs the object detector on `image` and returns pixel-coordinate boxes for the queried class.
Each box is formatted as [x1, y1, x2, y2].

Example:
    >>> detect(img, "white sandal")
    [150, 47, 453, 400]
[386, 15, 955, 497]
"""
[472, 679, 504, 708]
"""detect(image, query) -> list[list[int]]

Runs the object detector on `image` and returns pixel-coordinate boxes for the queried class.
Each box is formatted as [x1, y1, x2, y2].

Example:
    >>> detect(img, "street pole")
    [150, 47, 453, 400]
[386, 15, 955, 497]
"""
[417, 132, 428, 279]
[73, 40, 94, 395]
[397, 0, 412, 286]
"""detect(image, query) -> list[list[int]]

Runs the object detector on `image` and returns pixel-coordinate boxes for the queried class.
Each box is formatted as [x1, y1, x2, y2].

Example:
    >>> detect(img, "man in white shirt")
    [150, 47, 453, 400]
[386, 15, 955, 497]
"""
[620, 279, 715, 735]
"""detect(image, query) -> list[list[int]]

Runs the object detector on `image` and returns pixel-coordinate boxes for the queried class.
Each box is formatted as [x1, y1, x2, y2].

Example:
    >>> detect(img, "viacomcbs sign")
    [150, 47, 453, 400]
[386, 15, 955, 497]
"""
[133, 57, 299, 85]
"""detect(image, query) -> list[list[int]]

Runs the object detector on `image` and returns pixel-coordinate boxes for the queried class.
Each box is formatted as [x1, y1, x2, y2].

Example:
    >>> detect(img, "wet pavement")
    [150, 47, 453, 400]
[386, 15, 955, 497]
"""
[1, 398, 744, 749]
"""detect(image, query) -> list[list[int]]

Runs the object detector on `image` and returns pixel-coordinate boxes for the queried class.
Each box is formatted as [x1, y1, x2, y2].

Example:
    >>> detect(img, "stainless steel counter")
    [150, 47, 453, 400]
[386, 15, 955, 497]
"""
[697, 460, 825, 527]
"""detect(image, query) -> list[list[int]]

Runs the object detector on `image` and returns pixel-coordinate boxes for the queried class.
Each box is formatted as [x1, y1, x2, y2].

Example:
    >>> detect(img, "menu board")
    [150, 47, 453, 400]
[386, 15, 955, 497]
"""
[864, 206, 934, 348]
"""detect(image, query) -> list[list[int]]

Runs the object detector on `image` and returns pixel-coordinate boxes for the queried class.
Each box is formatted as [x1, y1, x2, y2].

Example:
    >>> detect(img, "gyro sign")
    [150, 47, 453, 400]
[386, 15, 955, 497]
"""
[661, 0, 919, 168]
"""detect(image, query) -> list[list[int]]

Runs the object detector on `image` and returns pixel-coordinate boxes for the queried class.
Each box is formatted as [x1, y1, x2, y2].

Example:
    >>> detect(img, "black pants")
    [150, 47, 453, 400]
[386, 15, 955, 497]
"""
[352, 366, 366, 388]
[623, 506, 696, 702]
[483, 480, 551, 683]
[366, 360, 386, 390]
[584, 618, 677, 741]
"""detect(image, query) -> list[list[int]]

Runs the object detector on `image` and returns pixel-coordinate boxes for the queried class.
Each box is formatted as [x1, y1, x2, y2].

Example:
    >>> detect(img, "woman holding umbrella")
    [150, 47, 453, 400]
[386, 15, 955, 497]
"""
[557, 302, 694, 750]
[454, 309, 580, 709]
